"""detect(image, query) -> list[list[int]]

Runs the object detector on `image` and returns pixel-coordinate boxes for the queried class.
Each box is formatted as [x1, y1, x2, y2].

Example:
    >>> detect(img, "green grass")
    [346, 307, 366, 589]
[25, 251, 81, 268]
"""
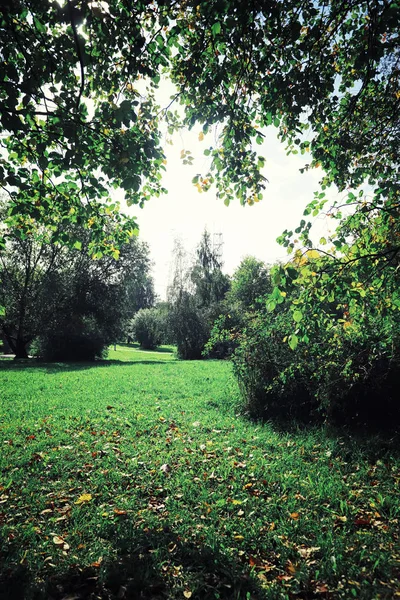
[0, 346, 399, 599]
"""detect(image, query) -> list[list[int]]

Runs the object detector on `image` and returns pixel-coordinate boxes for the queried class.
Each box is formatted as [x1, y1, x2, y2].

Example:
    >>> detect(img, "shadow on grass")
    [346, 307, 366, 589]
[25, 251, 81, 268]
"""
[0, 358, 178, 374]
[118, 342, 175, 354]
[0, 527, 268, 600]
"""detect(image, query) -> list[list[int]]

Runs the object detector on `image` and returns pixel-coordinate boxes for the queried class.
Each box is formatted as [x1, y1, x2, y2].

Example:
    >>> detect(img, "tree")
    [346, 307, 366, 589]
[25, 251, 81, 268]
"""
[228, 256, 271, 309]
[191, 229, 230, 307]
[205, 256, 272, 358]
[1, 1, 399, 346]
[0, 198, 154, 358]
[167, 230, 229, 358]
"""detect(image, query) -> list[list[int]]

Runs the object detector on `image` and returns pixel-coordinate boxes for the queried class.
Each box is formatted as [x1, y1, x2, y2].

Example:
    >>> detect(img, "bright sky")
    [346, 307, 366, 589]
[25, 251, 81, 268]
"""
[123, 84, 342, 300]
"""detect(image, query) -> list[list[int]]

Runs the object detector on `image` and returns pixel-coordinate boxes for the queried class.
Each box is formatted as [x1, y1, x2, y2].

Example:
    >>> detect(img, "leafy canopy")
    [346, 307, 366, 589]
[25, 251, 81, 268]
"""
[1, 1, 398, 250]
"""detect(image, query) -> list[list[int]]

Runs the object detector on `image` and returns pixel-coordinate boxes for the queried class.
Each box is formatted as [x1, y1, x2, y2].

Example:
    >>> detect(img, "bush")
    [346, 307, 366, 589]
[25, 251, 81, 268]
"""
[37, 316, 108, 361]
[230, 300, 400, 427]
[231, 310, 316, 421]
[131, 308, 162, 350]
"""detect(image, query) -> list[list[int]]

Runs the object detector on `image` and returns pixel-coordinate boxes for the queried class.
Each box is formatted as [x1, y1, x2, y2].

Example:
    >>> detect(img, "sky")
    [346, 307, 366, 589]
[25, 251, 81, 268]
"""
[123, 86, 342, 300]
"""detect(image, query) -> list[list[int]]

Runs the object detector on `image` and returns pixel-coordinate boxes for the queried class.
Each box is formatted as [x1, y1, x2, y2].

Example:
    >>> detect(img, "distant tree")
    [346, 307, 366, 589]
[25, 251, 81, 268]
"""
[168, 290, 209, 359]
[205, 256, 271, 359]
[227, 256, 272, 309]
[167, 230, 230, 359]
[130, 308, 162, 350]
[191, 229, 230, 307]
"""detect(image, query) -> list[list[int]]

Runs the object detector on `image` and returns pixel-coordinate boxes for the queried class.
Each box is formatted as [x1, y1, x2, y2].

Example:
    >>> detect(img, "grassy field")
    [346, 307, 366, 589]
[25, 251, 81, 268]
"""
[0, 346, 399, 600]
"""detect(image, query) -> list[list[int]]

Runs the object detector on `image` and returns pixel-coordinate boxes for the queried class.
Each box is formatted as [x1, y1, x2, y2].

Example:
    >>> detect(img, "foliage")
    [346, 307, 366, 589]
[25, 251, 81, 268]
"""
[37, 315, 109, 361]
[227, 256, 272, 309]
[2, 1, 397, 254]
[167, 230, 230, 359]
[205, 256, 272, 359]
[0, 200, 154, 359]
[1, 348, 400, 599]
[230, 252, 400, 426]
[130, 307, 162, 350]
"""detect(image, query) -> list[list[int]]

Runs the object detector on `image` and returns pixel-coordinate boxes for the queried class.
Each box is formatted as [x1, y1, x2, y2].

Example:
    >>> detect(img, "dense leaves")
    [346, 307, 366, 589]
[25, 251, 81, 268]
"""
[1, 1, 398, 243]
[0, 199, 154, 359]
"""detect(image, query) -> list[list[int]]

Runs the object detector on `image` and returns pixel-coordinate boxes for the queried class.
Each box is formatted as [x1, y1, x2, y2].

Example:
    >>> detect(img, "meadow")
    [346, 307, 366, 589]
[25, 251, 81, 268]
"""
[0, 346, 399, 599]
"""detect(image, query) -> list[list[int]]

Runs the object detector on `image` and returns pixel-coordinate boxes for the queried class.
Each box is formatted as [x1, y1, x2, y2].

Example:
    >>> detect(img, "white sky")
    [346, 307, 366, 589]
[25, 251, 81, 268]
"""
[121, 83, 343, 300]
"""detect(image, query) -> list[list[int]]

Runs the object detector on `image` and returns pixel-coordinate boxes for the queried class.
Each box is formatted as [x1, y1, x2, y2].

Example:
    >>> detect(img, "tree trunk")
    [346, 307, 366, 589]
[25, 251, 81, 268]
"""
[14, 337, 29, 359]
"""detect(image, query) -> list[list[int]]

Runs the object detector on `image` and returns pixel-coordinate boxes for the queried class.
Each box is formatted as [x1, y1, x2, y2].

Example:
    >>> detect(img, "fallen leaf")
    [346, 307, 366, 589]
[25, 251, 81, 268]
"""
[315, 582, 329, 593]
[354, 517, 370, 527]
[91, 557, 103, 568]
[114, 508, 127, 516]
[286, 561, 297, 575]
[183, 591, 192, 599]
[53, 536, 65, 546]
[289, 512, 300, 520]
[234, 535, 244, 541]
[75, 493, 92, 505]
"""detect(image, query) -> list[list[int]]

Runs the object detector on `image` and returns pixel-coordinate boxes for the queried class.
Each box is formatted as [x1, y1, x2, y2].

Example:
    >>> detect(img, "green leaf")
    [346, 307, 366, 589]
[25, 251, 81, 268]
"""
[293, 310, 303, 323]
[211, 22, 221, 36]
[288, 334, 299, 351]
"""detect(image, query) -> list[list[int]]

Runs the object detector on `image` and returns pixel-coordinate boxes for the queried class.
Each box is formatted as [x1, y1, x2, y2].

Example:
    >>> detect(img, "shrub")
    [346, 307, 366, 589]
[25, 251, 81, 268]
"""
[231, 310, 316, 421]
[37, 316, 108, 361]
[131, 308, 162, 350]
[230, 299, 400, 427]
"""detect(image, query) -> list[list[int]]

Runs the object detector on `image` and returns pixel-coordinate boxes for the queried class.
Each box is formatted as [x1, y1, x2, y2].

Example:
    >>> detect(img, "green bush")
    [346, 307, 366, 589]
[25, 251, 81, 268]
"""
[231, 310, 316, 421]
[37, 316, 108, 361]
[230, 301, 400, 427]
[131, 308, 162, 350]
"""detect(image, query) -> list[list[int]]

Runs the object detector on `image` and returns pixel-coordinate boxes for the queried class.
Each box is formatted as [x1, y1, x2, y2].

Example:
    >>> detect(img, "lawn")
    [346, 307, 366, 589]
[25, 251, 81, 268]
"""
[0, 346, 399, 599]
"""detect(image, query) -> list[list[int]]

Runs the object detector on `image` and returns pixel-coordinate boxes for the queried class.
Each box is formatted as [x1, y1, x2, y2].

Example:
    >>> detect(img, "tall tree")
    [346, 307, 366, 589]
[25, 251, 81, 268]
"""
[191, 229, 230, 308]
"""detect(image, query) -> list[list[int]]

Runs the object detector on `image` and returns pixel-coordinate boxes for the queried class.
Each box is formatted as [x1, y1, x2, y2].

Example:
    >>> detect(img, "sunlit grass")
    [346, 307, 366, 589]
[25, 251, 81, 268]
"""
[0, 346, 399, 599]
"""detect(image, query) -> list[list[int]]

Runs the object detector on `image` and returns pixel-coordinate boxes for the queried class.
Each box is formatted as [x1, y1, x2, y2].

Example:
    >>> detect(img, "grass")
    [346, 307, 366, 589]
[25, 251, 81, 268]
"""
[0, 345, 399, 600]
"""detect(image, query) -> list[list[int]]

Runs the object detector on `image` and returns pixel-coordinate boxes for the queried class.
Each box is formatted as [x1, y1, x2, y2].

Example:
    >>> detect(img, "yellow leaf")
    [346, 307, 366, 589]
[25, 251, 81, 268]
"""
[306, 250, 319, 259]
[198, 132, 204, 141]
[180, 149, 185, 159]
[183, 591, 193, 599]
[234, 535, 244, 541]
[75, 493, 92, 505]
